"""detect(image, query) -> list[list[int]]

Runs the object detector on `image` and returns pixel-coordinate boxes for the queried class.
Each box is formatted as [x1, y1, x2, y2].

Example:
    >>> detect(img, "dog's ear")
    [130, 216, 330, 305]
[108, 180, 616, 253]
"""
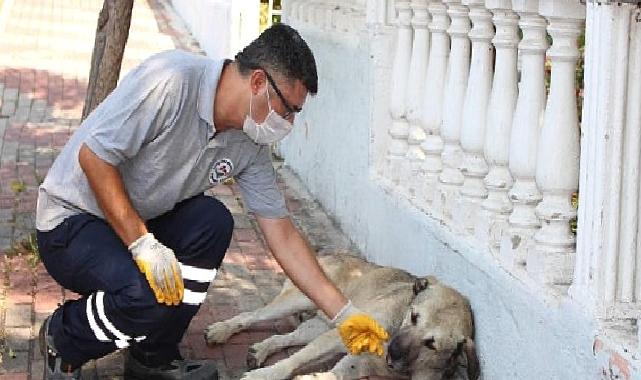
[463, 337, 480, 380]
[413, 277, 431, 295]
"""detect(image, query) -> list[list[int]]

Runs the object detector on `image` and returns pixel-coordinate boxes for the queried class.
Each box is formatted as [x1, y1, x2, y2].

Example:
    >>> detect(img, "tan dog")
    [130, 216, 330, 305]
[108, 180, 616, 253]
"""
[205, 254, 480, 380]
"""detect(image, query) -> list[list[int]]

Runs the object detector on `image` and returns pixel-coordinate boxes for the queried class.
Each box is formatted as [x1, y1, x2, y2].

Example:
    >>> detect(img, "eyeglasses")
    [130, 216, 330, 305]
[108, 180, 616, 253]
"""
[261, 69, 302, 120]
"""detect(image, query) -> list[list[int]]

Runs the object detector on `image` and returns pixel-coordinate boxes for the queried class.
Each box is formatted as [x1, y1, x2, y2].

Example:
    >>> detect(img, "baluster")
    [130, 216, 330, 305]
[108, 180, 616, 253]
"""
[403, 0, 431, 198]
[385, 1, 414, 185]
[433, 0, 471, 223]
[453, 0, 494, 233]
[528, 0, 584, 285]
[499, 0, 547, 268]
[475, 0, 519, 254]
[419, 1, 450, 206]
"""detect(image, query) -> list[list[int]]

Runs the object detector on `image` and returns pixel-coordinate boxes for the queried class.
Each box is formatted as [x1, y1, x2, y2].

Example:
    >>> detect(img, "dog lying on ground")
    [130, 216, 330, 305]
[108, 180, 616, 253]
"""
[205, 254, 480, 380]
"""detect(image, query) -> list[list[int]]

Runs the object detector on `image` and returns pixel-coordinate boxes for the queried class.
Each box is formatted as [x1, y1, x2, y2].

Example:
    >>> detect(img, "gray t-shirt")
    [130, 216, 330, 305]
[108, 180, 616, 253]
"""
[36, 50, 288, 231]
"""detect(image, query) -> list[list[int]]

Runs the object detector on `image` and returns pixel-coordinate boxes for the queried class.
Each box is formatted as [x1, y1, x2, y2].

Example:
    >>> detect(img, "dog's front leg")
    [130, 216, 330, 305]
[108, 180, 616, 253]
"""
[240, 329, 345, 380]
[248, 316, 331, 369]
[206, 287, 315, 344]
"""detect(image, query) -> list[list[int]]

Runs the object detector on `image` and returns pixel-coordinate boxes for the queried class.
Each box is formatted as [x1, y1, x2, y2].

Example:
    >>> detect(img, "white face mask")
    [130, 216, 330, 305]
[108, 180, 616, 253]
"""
[243, 88, 293, 144]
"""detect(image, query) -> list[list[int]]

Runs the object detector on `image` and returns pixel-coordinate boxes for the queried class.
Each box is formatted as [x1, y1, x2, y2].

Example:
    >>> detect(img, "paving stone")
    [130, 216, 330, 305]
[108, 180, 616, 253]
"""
[3, 88, 18, 102]
[0, 220, 13, 236]
[5, 328, 32, 351]
[0, 350, 30, 373]
[1, 102, 16, 117]
[232, 214, 253, 229]
[5, 304, 32, 327]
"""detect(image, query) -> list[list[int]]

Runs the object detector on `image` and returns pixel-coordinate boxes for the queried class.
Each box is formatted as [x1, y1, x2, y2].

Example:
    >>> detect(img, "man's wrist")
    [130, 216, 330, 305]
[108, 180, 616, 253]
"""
[331, 300, 361, 326]
[124, 224, 149, 247]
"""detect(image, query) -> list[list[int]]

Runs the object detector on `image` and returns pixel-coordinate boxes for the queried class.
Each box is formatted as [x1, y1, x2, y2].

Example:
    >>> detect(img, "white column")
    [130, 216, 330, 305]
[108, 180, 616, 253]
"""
[453, 0, 494, 233]
[570, 4, 641, 319]
[433, 1, 471, 223]
[527, 0, 584, 286]
[384, 1, 413, 185]
[499, 0, 547, 268]
[475, 0, 519, 254]
[419, 1, 450, 205]
[403, 0, 431, 198]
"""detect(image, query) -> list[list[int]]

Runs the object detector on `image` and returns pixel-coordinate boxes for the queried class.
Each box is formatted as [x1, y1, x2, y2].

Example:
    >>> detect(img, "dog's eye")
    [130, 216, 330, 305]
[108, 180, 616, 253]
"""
[423, 337, 436, 350]
[411, 311, 418, 325]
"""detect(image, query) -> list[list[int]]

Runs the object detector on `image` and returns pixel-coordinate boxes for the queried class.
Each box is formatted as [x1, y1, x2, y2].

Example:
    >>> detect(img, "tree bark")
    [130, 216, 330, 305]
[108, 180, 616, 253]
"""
[82, 0, 134, 121]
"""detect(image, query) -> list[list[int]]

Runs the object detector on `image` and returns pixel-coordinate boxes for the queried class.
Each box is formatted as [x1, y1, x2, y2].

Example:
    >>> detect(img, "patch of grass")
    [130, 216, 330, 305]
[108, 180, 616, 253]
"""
[10, 180, 26, 195]
[571, 192, 579, 235]
[6, 232, 40, 268]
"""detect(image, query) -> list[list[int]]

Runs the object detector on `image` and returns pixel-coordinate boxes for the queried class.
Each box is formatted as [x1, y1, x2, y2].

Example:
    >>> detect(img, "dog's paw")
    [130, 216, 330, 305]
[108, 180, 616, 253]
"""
[204, 322, 234, 345]
[247, 346, 263, 370]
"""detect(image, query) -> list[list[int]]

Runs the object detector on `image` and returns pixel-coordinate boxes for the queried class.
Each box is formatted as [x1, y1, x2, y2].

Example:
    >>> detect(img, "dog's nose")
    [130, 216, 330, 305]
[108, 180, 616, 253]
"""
[388, 335, 408, 362]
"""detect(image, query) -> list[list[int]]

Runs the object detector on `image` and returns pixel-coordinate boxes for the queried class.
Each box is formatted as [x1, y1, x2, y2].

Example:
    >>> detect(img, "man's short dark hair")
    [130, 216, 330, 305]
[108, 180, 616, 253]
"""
[235, 24, 318, 95]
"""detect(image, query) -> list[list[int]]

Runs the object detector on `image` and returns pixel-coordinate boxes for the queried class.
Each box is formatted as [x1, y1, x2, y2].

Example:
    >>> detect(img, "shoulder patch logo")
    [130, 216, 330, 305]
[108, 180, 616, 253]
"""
[209, 158, 234, 184]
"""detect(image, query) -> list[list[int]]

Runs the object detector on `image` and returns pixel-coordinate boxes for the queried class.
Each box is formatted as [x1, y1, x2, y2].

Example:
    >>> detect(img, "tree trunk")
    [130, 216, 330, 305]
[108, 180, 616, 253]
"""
[82, 0, 134, 121]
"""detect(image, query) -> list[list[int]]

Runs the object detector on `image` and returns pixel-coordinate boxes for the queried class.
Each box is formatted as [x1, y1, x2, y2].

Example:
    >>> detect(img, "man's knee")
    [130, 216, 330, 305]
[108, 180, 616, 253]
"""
[185, 197, 234, 256]
[201, 197, 234, 240]
[111, 278, 175, 336]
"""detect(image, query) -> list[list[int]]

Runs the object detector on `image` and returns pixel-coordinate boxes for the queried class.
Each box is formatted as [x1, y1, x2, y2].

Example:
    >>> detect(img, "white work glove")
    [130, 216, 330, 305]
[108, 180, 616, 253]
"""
[128, 233, 184, 306]
[331, 300, 389, 356]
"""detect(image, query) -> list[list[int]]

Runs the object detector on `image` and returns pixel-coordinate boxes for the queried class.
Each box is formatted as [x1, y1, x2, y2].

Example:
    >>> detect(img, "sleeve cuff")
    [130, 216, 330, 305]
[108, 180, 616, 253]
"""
[84, 135, 124, 167]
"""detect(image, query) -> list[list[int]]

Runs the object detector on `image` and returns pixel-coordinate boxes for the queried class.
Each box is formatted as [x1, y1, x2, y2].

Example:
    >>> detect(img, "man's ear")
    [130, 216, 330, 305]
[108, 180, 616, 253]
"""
[249, 69, 267, 95]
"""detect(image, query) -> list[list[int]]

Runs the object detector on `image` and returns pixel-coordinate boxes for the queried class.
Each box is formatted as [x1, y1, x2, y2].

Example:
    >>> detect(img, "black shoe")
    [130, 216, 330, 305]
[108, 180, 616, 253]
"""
[124, 350, 218, 380]
[39, 315, 82, 380]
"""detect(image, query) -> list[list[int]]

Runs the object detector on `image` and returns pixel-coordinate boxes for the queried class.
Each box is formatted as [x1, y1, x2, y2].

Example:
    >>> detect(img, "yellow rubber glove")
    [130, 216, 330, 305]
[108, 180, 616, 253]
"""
[128, 233, 184, 306]
[332, 301, 389, 356]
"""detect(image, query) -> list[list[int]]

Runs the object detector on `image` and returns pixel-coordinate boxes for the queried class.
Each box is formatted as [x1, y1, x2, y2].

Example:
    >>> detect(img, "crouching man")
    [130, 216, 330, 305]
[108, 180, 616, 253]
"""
[35, 24, 388, 380]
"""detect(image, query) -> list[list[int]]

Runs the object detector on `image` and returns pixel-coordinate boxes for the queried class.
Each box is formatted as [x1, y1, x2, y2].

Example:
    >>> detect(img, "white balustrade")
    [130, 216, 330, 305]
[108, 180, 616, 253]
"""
[385, 0, 413, 185]
[433, 0, 471, 223]
[527, 0, 584, 286]
[453, 0, 494, 233]
[419, 1, 450, 205]
[474, 0, 519, 254]
[499, 0, 547, 268]
[403, 0, 431, 198]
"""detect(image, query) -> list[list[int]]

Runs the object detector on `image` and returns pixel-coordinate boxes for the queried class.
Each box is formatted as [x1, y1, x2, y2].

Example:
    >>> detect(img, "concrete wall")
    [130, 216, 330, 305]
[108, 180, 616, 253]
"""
[279, 23, 610, 380]
[171, 0, 260, 59]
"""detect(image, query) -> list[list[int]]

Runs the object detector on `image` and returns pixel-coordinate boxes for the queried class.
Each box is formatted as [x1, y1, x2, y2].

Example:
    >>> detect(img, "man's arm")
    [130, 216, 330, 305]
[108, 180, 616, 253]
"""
[256, 215, 347, 319]
[78, 143, 147, 246]
[78, 143, 183, 305]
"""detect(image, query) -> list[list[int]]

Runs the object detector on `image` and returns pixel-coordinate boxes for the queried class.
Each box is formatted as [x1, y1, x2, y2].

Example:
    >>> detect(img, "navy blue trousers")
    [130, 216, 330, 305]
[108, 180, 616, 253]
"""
[36, 194, 233, 367]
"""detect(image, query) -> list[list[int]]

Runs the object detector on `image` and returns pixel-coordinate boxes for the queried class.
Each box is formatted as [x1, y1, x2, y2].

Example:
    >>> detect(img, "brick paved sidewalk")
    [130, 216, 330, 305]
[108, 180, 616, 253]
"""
[0, 1, 358, 379]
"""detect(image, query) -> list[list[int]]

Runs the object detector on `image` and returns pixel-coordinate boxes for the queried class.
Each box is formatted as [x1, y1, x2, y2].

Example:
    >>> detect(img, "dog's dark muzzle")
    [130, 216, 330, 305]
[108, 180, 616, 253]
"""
[387, 331, 413, 373]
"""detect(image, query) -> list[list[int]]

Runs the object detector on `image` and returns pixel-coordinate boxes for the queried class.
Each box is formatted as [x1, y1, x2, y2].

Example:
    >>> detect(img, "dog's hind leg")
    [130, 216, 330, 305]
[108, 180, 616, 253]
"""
[248, 316, 331, 369]
[240, 329, 345, 380]
[205, 286, 315, 345]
